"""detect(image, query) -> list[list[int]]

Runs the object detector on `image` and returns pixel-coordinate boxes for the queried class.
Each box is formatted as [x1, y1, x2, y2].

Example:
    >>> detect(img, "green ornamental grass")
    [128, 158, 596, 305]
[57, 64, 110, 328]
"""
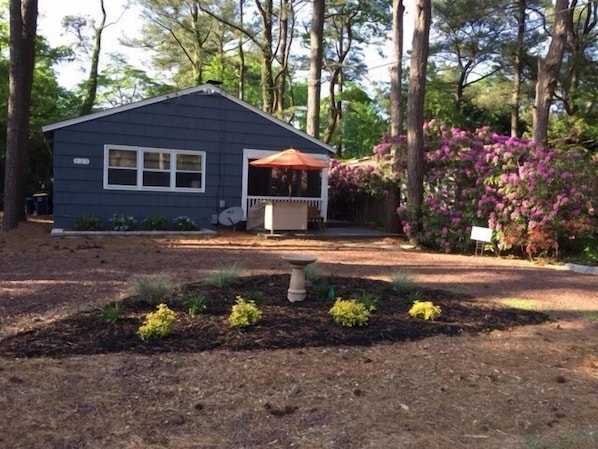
[131, 275, 174, 305]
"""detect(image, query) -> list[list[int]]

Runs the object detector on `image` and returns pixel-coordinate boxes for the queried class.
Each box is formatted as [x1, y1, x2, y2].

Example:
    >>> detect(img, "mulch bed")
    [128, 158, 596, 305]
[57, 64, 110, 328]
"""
[0, 275, 550, 358]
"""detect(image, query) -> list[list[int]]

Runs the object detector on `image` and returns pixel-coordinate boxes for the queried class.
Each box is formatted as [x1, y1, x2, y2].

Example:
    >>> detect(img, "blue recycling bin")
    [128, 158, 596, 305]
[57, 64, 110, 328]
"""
[25, 197, 35, 215]
[33, 193, 49, 215]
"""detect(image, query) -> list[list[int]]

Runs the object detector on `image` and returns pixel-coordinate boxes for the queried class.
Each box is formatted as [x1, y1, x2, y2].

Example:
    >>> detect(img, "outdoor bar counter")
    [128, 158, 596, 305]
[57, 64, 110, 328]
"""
[263, 201, 308, 234]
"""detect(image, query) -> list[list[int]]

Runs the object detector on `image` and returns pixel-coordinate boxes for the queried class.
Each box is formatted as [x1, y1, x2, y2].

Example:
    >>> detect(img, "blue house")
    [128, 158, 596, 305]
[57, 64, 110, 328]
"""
[42, 85, 334, 231]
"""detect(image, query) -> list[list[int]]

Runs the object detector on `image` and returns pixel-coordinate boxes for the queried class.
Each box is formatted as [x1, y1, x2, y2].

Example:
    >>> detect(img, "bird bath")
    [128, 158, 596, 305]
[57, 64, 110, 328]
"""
[281, 254, 317, 302]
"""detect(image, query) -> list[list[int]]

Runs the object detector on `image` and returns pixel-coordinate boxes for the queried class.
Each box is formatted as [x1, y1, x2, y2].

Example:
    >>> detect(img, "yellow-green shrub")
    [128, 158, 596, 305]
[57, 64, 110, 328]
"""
[408, 301, 441, 320]
[138, 303, 176, 340]
[329, 299, 370, 327]
[229, 296, 262, 328]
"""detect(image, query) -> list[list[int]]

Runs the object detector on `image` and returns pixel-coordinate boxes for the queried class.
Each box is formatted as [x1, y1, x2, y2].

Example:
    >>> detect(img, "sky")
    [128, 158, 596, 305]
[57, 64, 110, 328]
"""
[37, 0, 145, 88]
[37, 0, 415, 90]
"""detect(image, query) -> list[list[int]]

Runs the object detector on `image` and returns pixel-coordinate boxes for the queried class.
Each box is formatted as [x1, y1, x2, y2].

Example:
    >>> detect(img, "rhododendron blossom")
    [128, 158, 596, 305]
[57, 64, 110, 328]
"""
[328, 122, 597, 257]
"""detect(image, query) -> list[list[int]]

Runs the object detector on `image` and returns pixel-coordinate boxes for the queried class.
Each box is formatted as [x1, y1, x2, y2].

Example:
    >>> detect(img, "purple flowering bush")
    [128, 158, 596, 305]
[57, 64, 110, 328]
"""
[329, 121, 597, 257]
[400, 123, 597, 256]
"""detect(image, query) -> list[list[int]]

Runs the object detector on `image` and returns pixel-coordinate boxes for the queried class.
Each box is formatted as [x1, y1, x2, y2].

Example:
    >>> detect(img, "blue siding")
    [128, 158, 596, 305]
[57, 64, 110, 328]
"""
[49, 90, 329, 230]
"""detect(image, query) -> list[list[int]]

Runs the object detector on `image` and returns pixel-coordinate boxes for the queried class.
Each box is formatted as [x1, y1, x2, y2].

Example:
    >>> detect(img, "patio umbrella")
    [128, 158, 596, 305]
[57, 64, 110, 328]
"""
[249, 148, 328, 197]
[249, 148, 328, 171]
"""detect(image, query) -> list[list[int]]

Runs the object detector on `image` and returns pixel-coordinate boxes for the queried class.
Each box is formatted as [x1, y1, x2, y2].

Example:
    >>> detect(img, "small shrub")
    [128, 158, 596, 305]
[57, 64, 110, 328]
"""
[229, 296, 262, 328]
[408, 301, 441, 320]
[354, 292, 378, 311]
[184, 293, 207, 317]
[173, 216, 198, 231]
[580, 240, 598, 266]
[205, 264, 242, 288]
[390, 270, 415, 293]
[74, 214, 102, 231]
[246, 290, 266, 305]
[304, 262, 324, 283]
[404, 290, 423, 307]
[329, 298, 370, 327]
[313, 282, 333, 299]
[101, 303, 121, 325]
[131, 275, 174, 305]
[141, 215, 169, 231]
[110, 213, 135, 231]
[138, 303, 177, 340]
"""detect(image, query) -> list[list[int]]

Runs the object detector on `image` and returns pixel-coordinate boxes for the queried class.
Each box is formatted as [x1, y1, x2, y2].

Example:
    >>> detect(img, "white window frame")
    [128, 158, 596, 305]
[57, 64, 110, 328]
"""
[103, 144, 206, 192]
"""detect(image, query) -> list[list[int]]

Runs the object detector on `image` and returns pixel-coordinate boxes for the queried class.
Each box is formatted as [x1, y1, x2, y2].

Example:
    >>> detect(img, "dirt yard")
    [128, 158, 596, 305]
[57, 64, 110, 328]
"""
[1, 218, 597, 449]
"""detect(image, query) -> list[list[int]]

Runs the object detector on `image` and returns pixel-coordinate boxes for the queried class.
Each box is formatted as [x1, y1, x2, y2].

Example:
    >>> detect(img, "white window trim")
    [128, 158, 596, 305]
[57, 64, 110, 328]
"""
[103, 144, 206, 193]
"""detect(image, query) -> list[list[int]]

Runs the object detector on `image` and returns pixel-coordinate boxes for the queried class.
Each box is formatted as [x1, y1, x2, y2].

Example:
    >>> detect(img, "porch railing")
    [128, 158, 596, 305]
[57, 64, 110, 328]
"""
[246, 196, 324, 215]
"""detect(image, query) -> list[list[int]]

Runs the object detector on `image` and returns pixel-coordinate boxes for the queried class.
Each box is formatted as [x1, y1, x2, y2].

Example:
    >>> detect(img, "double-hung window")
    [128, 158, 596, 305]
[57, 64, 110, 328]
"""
[104, 145, 205, 192]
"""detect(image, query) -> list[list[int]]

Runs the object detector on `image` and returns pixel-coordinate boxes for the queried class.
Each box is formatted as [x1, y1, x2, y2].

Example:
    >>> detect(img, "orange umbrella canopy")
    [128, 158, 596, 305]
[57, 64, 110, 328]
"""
[249, 148, 328, 170]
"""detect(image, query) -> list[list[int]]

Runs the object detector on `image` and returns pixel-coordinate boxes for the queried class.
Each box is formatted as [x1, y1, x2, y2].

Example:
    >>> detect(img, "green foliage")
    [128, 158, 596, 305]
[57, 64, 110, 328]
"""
[101, 303, 121, 325]
[110, 213, 135, 231]
[204, 264, 242, 288]
[138, 303, 177, 340]
[313, 281, 333, 299]
[74, 213, 102, 231]
[229, 296, 262, 328]
[335, 85, 388, 158]
[173, 216, 197, 231]
[329, 299, 371, 327]
[131, 275, 174, 305]
[0, 34, 77, 201]
[183, 293, 207, 317]
[549, 115, 598, 156]
[93, 54, 176, 108]
[408, 301, 442, 321]
[141, 215, 169, 231]
[354, 293, 378, 312]
[561, 236, 598, 266]
[304, 262, 324, 283]
[390, 271, 416, 294]
[405, 290, 423, 307]
[245, 290, 266, 306]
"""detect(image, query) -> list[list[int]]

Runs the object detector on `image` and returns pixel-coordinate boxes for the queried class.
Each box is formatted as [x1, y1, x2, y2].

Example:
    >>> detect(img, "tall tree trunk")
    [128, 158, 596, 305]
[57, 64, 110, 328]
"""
[322, 66, 341, 145]
[80, 0, 107, 115]
[238, 0, 245, 100]
[256, 0, 275, 113]
[406, 0, 431, 240]
[511, 0, 526, 137]
[390, 0, 404, 139]
[322, 14, 353, 147]
[306, 0, 325, 138]
[532, 0, 569, 146]
[3, 0, 38, 230]
[273, 0, 292, 116]
[386, 0, 404, 233]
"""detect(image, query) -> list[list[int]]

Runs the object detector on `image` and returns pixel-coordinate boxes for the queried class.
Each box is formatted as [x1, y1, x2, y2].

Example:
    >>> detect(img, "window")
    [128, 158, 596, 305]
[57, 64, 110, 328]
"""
[104, 145, 205, 192]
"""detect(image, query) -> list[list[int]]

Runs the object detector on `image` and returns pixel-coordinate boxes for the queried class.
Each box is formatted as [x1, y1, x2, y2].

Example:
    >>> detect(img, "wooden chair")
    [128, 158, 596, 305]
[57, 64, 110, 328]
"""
[307, 205, 325, 231]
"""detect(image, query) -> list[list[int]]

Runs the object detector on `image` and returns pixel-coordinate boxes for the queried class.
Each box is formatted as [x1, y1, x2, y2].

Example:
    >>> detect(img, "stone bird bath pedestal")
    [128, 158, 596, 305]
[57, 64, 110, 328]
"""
[281, 254, 317, 302]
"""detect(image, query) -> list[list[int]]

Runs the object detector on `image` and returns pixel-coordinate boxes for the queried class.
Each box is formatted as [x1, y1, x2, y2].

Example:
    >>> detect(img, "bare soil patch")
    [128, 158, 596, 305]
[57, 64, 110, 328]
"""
[1, 218, 597, 449]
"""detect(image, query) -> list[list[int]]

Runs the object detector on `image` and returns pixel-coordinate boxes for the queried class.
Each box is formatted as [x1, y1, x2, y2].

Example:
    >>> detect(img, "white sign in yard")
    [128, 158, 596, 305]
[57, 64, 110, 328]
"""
[471, 226, 493, 243]
[471, 226, 493, 256]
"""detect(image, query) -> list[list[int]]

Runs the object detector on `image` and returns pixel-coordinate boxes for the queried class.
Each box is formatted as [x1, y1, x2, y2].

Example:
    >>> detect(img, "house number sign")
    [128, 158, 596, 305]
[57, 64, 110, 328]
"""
[73, 158, 90, 165]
